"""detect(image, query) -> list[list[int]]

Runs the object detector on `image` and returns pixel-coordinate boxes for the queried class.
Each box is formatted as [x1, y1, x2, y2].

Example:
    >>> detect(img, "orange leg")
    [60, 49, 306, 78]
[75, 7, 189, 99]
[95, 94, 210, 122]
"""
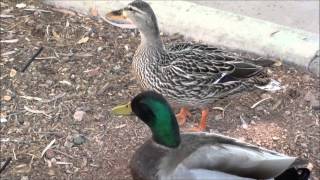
[188, 107, 209, 132]
[176, 107, 192, 126]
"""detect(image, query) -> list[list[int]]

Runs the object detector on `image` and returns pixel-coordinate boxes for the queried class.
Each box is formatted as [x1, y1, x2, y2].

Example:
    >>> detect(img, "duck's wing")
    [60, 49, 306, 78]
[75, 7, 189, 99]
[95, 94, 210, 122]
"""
[161, 43, 272, 98]
[158, 132, 302, 180]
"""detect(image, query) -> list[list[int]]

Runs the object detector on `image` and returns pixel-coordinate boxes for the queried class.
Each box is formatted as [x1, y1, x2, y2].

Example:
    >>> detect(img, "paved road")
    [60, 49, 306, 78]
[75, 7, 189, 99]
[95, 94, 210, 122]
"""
[193, 0, 319, 34]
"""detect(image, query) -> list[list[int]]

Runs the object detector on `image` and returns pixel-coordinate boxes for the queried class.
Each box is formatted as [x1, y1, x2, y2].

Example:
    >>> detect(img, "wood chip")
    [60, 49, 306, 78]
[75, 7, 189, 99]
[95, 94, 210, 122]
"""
[77, 36, 89, 44]
[52, 29, 60, 40]
[2, 95, 11, 101]
[9, 69, 16, 77]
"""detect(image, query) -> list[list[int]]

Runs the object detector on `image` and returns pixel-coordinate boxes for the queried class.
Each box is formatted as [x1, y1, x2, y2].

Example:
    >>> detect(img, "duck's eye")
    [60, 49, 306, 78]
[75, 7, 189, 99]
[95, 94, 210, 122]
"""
[126, 7, 133, 11]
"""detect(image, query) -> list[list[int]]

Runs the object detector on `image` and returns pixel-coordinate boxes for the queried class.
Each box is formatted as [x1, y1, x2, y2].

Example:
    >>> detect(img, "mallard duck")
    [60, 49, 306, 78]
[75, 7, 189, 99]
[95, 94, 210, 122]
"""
[104, 0, 281, 131]
[112, 91, 309, 180]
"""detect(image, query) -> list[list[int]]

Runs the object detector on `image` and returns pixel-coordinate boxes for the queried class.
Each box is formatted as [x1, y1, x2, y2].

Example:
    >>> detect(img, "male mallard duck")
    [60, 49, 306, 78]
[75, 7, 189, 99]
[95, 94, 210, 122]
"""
[112, 91, 309, 180]
[104, 0, 281, 131]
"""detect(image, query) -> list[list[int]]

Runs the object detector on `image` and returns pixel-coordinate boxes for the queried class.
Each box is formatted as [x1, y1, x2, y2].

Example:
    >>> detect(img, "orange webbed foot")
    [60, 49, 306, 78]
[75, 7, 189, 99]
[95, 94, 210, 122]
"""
[176, 107, 192, 126]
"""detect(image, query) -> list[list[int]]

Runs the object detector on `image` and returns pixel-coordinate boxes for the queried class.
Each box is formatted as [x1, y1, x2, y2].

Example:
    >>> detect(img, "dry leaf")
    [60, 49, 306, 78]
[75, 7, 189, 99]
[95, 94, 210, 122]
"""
[77, 36, 89, 44]
[52, 29, 60, 40]
[273, 60, 283, 67]
[3, 95, 11, 101]
[16, 3, 26, 8]
[9, 69, 16, 77]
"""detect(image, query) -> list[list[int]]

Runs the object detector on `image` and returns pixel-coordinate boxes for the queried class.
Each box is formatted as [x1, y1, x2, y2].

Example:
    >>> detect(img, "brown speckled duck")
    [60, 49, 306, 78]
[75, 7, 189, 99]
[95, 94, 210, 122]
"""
[104, 0, 281, 131]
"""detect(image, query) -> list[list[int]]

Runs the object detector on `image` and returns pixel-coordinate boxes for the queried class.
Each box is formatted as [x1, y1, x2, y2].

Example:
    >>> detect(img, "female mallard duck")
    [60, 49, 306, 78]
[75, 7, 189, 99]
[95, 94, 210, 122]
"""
[104, 0, 281, 131]
[112, 91, 310, 180]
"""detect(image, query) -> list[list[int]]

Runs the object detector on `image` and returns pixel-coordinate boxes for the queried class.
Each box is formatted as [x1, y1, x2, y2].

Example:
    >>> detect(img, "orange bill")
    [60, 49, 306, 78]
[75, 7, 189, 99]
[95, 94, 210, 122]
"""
[102, 9, 136, 29]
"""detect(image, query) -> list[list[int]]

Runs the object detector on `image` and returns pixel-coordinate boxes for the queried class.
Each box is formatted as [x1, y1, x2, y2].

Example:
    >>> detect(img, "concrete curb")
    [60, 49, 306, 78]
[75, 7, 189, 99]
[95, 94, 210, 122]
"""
[44, 0, 320, 76]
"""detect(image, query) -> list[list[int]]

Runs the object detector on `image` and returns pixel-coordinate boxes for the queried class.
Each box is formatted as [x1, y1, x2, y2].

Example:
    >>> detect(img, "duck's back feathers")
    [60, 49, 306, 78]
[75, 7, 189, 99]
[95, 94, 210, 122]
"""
[157, 132, 299, 180]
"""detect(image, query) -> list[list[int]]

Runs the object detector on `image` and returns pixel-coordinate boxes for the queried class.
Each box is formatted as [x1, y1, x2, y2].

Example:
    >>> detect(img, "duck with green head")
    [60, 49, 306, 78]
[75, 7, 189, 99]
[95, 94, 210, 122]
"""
[104, 0, 282, 132]
[112, 91, 310, 180]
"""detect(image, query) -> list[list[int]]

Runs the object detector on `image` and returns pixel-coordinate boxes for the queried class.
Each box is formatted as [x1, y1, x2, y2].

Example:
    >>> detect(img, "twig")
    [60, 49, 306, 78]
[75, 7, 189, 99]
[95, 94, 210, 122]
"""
[240, 115, 248, 129]
[12, 148, 17, 160]
[21, 47, 44, 72]
[42, 93, 65, 103]
[212, 103, 231, 118]
[24, 106, 51, 117]
[23, 8, 53, 13]
[20, 95, 43, 102]
[52, 149, 74, 159]
[251, 97, 272, 109]
[0, 14, 14, 18]
[56, 161, 73, 165]
[0, 39, 19, 43]
[35, 56, 57, 60]
[41, 139, 56, 158]
[1, 50, 16, 56]
[51, 8, 76, 16]
[20, 93, 65, 103]
[0, 157, 12, 173]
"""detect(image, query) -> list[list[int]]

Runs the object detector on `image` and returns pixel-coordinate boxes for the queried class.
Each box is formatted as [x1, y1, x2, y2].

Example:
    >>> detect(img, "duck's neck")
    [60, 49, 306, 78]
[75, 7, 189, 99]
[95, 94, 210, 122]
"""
[150, 116, 181, 148]
[138, 20, 164, 51]
[140, 31, 163, 48]
[143, 100, 181, 148]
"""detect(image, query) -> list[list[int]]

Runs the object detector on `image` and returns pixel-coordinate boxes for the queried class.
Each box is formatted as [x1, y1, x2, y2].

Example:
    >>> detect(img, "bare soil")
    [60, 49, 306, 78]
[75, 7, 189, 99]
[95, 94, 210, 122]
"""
[0, 1, 319, 179]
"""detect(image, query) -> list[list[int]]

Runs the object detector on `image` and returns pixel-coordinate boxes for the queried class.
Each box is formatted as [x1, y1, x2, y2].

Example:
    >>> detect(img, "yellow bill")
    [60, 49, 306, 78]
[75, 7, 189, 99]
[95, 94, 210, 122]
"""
[111, 102, 133, 115]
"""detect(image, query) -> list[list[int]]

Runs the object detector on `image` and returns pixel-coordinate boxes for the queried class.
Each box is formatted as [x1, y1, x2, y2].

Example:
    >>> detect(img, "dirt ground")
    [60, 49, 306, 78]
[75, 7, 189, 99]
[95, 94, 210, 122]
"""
[0, 1, 319, 179]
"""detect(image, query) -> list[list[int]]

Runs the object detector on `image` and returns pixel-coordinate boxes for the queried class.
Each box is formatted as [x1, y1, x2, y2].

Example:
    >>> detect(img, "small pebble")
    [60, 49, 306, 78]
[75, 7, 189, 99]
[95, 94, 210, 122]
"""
[214, 114, 223, 121]
[272, 136, 280, 141]
[113, 65, 121, 71]
[21, 176, 28, 180]
[73, 110, 86, 121]
[45, 149, 55, 159]
[73, 134, 86, 145]
[97, 47, 103, 52]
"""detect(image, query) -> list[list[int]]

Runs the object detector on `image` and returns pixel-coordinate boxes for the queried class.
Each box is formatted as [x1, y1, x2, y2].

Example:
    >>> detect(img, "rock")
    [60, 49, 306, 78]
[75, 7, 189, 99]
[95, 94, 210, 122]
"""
[97, 47, 103, 52]
[73, 110, 86, 121]
[302, 74, 311, 82]
[272, 136, 280, 141]
[21, 176, 28, 180]
[304, 90, 320, 110]
[260, 93, 271, 99]
[214, 114, 223, 121]
[311, 99, 320, 110]
[9, 69, 17, 77]
[0, 117, 8, 123]
[64, 136, 73, 148]
[113, 65, 121, 71]
[2, 95, 11, 101]
[45, 149, 55, 159]
[285, 111, 291, 115]
[304, 91, 314, 102]
[72, 134, 86, 145]
[287, 88, 300, 99]
[16, 3, 26, 8]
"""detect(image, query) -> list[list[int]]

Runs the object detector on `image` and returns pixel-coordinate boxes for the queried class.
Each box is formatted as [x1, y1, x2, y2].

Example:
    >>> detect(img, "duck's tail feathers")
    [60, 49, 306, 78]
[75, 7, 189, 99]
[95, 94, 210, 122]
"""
[275, 167, 310, 180]
[245, 57, 278, 67]
[255, 79, 282, 92]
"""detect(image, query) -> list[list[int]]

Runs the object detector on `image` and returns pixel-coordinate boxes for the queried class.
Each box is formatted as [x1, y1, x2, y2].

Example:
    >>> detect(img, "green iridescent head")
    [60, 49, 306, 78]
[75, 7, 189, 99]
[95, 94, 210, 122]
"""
[112, 91, 181, 148]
